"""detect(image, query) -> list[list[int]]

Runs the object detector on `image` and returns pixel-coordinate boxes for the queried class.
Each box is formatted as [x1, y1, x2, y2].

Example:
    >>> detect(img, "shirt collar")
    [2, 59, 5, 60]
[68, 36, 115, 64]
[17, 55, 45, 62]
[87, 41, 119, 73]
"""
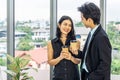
[90, 24, 99, 36]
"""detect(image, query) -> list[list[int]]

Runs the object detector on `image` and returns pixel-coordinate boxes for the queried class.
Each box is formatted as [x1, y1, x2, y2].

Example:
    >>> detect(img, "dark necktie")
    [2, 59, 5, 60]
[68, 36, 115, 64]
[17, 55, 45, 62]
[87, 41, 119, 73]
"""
[85, 32, 91, 51]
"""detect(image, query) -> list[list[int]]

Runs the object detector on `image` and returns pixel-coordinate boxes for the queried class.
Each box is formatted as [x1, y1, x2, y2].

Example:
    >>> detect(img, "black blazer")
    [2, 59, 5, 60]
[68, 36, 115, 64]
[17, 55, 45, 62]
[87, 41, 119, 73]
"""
[79, 25, 112, 80]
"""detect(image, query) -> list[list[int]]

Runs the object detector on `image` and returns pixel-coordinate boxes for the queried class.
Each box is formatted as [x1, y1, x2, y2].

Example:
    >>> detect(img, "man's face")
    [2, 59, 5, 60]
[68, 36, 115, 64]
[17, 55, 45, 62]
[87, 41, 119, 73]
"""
[81, 13, 90, 28]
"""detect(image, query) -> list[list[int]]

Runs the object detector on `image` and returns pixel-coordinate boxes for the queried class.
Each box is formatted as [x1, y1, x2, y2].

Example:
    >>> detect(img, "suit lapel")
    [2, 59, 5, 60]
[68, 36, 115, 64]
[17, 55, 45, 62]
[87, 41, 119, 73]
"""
[89, 25, 102, 44]
[82, 25, 102, 58]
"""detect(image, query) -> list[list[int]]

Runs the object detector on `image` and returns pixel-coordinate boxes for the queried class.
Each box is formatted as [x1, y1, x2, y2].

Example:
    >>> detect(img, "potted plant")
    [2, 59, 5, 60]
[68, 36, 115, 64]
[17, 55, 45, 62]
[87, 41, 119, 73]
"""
[5, 54, 37, 80]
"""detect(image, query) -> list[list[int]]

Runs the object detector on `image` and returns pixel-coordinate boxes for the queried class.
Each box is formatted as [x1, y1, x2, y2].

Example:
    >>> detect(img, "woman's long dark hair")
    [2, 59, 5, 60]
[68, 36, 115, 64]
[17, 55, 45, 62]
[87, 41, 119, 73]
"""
[56, 15, 76, 40]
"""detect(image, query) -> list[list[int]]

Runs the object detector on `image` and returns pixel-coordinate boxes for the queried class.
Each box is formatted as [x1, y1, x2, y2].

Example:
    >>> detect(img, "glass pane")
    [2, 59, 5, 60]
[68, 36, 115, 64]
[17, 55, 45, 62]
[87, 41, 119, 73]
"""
[106, 0, 120, 79]
[15, 0, 50, 80]
[0, 0, 7, 80]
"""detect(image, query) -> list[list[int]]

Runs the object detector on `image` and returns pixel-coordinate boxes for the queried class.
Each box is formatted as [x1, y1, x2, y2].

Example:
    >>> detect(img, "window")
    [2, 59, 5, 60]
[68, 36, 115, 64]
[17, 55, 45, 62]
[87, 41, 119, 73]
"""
[106, 0, 120, 78]
[0, 0, 7, 80]
[15, 0, 50, 80]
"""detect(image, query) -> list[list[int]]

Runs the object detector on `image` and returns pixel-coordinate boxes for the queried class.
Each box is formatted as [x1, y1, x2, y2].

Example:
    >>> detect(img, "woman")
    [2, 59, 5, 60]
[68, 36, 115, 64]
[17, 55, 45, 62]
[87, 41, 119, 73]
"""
[47, 15, 80, 80]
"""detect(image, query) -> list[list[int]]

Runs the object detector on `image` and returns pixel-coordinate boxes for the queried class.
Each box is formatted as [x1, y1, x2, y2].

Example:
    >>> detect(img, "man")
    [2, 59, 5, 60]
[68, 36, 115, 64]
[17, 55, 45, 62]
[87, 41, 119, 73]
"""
[77, 2, 112, 80]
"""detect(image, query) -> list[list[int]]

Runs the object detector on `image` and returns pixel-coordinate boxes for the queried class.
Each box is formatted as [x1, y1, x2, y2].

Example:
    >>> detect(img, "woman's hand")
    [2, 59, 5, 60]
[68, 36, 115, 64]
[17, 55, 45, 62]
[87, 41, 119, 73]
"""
[60, 50, 71, 60]
[59, 51, 67, 60]
[64, 52, 72, 60]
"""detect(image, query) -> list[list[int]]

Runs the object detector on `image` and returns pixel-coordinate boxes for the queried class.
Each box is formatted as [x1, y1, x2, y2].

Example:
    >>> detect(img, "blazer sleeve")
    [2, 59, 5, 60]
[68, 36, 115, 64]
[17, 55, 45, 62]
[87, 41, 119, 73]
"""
[70, 50, 82, 59]
[88, 36, 112, 80]
[75, 50, 82, 58]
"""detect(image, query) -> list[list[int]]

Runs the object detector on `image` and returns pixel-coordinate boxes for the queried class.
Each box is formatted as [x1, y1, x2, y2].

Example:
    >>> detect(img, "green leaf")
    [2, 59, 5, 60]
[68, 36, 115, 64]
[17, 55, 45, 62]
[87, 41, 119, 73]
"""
[19, 59, 30, 68]
[6, 54, 14, 63]
[5, 54, 36, 80]
[8, 62, 20, 74]
[21, 72, 28, 76]
[4, 70, 16, 77]
[19, 55, 31, 68]
[31, 68, 38, 72]
[22, 76, 34, 80]
[21, 67, 30, 71]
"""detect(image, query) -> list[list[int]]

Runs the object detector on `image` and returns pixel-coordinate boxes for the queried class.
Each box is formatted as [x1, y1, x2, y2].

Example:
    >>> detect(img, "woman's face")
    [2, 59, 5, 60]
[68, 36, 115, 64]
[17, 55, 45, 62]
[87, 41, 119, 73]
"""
[58, 19, 72, 35]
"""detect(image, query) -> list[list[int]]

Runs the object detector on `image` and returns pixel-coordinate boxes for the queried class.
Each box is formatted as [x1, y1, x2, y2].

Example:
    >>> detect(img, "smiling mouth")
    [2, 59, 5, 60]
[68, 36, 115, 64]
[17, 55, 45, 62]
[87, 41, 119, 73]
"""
[63, 29, 69, 32]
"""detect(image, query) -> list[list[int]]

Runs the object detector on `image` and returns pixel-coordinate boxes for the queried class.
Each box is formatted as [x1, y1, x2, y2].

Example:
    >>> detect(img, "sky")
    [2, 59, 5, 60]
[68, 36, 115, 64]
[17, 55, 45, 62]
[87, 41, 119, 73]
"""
[0, 0, 120, 22]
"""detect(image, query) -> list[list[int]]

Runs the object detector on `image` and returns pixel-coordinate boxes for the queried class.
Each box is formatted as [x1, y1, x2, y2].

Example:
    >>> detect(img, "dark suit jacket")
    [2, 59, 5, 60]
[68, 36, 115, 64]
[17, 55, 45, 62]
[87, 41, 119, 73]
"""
[79, 25, 112, 80]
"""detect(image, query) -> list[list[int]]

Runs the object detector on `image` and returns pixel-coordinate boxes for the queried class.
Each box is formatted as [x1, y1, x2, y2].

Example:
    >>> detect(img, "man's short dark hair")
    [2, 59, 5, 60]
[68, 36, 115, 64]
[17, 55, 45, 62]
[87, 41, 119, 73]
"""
[78, 2, 101, 25]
